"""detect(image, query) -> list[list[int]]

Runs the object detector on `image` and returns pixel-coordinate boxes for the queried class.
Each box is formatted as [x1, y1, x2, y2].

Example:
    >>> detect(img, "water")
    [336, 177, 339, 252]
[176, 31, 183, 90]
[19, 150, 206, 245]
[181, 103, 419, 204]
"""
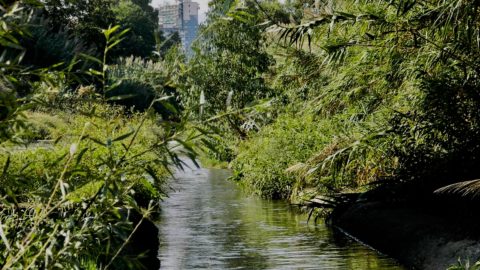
[158, 160, 404, 269]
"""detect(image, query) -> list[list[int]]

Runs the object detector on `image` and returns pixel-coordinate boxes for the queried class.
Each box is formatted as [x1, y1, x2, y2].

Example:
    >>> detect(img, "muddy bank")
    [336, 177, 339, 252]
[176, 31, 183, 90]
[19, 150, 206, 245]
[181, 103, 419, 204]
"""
[332, 200, 480, 269]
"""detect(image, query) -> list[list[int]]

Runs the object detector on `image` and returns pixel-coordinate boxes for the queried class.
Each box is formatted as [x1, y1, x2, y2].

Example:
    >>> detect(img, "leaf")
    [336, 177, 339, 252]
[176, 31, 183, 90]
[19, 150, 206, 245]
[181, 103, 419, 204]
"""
[89, 137, 106, 146]
[160, 101, 178, 114]
[79, 53, 102, 65]
[110, 28, 130, 42]
[2, 154, 10, 177]
[0, 221, 11, 251]
[54, 135, 63, 145]
[76, 148, 89, 165]
[174, 139, 197, 155]
[88, 69, 103, 76]
[106, 80, 123, 92]
[153, 95, 173, 103]
[52, 153, 68, 166]
[121, 143, 128, 151]
[0, 37, 23, 50]
[113, 131, 135, 142]
[107, 38, 125, 51]
[435, 179, 480, 198]
[103, 25, 121, 39]
[144, 166, 162, 184]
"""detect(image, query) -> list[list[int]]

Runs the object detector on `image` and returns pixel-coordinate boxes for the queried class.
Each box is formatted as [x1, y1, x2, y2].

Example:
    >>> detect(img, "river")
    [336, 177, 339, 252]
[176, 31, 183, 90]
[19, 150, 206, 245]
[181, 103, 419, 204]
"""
[158, 160, 404, 269]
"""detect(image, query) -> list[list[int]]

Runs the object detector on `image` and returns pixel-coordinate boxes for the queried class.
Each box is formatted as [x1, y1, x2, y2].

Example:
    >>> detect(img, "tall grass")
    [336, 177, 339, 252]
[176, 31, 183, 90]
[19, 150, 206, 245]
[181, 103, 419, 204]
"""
[0, 5, 205, 266]
[219, 0, 480, 207]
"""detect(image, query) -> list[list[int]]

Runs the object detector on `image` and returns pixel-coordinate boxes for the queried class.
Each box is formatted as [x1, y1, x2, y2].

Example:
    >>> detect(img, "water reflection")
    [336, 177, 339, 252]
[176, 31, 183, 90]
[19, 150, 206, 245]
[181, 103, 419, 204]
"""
[158, 161, 404, 269]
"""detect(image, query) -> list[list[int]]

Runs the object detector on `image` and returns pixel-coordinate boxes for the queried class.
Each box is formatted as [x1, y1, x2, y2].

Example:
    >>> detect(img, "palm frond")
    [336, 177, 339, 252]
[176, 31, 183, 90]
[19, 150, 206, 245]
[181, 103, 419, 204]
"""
[267, 12, 351, 46]
[434, 179, 480, 198]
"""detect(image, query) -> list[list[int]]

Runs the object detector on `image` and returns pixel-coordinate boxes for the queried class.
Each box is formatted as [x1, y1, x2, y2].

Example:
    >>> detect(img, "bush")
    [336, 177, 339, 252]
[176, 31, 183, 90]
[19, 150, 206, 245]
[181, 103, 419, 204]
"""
[231, 113, 324, 199]
[108, 56, 182, 119]
[0, 96, 190, 268]
[106, 79, 157, 111]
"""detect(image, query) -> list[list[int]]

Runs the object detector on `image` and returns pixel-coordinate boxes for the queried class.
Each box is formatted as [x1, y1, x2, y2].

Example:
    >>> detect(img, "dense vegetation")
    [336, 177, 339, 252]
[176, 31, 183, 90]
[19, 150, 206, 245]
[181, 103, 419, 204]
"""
[0, 1, 199, 268]
[4, 0, 480, 267]
[191, 0, 480, 205]
[189, 1, 480, 264]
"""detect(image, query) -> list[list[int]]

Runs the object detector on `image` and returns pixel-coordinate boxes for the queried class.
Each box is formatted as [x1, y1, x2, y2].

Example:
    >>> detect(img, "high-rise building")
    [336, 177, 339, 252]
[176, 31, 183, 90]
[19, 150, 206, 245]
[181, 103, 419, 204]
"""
[158, 0, 199, 54]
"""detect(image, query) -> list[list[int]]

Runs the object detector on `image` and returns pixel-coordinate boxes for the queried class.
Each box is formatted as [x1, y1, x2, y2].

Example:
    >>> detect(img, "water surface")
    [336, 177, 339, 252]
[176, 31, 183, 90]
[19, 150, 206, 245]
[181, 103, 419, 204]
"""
[158, 161, 404, 269]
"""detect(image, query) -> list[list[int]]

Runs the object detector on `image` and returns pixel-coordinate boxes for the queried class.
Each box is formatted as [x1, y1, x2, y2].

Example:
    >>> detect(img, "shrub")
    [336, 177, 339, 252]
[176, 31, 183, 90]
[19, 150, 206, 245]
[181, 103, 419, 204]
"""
[231, 113, 324, 199]
[0, 97, 193, 268]
[108, 56, 182, 119]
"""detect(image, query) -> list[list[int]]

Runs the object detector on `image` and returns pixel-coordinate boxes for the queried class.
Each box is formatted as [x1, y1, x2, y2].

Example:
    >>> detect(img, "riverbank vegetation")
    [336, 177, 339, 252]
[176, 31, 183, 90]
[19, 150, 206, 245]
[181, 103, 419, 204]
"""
[3, 0, 480, 267]
[193, 0, 480, 203]
[0, 1, 208, 268]
[184, 2, 480, 266]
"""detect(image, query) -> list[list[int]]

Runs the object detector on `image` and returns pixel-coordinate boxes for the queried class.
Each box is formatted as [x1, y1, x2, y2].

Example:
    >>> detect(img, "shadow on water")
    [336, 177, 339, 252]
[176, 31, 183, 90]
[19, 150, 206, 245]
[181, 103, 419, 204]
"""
[158, 160, 404, 269]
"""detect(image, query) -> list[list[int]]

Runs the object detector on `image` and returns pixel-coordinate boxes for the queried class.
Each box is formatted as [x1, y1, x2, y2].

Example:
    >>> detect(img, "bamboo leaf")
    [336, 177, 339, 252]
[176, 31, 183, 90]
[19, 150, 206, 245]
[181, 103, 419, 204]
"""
[75, 148, 89, 165]
[79, 53, 102, 65]
[89, 137, 106, 146]
[103, 25, 121, 39]
[2, 154, 10, 177]
[107, 38, 124, 51]
[113, 131, 135, 142]
[88, 69, 103, 76]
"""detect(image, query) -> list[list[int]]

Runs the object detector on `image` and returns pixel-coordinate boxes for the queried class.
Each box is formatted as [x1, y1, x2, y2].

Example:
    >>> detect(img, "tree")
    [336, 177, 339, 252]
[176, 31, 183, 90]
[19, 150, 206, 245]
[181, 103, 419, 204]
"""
[157, 31, 182, 58]
[267, 0, 480, 192]
[112, 0, 159, 58]
[187, 0, 273, 115]
[131, 0, 159, 24]
[30, 0, 159, 60]
[41, 0, 116, 50]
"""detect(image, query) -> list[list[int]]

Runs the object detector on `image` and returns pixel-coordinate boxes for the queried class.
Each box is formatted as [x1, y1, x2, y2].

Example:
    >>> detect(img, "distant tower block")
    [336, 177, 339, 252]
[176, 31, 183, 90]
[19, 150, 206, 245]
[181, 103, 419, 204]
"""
[158, 0, 199, 54]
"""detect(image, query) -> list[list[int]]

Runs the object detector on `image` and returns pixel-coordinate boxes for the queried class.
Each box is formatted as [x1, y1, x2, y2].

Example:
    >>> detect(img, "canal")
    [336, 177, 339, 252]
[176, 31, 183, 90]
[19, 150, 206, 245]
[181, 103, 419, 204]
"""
[158, 160, 404, 269]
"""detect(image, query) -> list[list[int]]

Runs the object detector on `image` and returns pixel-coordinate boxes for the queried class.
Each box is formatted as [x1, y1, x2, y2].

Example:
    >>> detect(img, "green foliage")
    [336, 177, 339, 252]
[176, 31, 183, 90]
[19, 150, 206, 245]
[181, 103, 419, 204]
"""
[106, 80, 157, 111]
[107, 56, 183, 119]
[448, 259, 480, 270]
[224, 0, 480, 204]
[197, 123, 236, 166]
[41, 0, 117, 51]
[187, 0, 273, 116]
[0, 4, 207, 267]
[155, 32, 182, 59]
[0, 1, 43, 142]
[230, 37, 414, 199]
[22, 19, 93, 69]
[231, 114, 325, 199]
[112, 0, 158, 58]
[0, 98, 181, 268]
[38, 0, 159, 60]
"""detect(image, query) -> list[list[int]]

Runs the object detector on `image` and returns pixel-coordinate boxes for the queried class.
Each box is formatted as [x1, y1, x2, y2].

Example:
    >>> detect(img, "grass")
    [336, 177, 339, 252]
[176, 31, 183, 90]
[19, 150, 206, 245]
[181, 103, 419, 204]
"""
[0, 96, 180, 268]
[198, 154, 230, 169]
[231, 113, 326, 199]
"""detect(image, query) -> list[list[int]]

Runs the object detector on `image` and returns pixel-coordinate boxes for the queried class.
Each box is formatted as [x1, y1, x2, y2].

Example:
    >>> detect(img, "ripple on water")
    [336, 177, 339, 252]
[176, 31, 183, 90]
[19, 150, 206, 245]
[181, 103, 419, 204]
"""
[158, 160, 404, 270]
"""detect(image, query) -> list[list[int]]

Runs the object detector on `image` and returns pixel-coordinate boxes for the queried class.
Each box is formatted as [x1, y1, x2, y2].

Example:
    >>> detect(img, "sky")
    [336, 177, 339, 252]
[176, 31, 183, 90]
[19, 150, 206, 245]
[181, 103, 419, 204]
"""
[151, 0, 209, 23]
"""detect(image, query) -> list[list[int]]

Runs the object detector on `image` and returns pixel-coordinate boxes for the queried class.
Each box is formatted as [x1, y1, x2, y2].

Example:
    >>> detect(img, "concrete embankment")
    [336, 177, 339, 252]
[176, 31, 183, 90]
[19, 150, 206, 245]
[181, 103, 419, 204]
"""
[333, 200, 480, 269]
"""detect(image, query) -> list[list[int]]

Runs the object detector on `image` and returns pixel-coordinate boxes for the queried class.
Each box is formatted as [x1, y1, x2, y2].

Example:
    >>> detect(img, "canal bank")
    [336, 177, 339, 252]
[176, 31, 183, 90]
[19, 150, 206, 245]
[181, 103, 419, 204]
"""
[157, 160, 403, 269]
[333, 198, 480, 269]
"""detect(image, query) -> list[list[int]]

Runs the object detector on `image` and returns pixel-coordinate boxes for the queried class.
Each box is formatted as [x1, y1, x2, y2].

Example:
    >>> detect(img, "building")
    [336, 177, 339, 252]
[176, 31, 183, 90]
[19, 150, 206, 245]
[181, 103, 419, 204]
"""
[158, 3, 180, 34]
[158, 0, 199, 53]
